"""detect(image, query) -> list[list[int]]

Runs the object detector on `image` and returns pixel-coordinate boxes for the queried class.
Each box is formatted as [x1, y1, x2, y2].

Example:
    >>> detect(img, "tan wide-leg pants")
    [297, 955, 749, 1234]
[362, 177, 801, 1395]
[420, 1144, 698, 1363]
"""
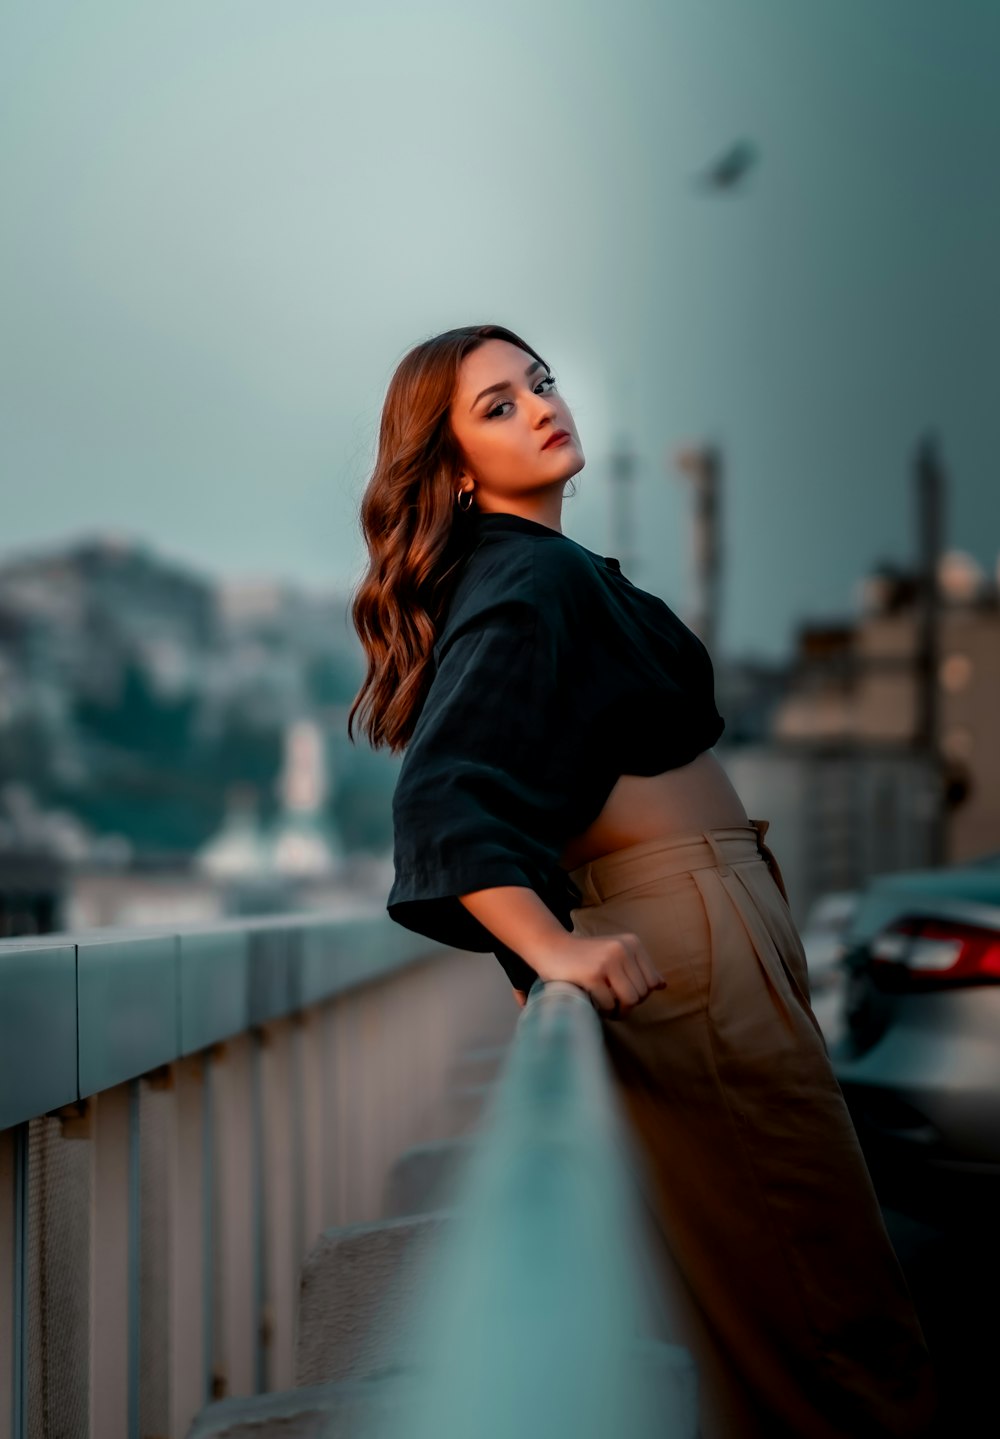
[566, 820, 939, 1439]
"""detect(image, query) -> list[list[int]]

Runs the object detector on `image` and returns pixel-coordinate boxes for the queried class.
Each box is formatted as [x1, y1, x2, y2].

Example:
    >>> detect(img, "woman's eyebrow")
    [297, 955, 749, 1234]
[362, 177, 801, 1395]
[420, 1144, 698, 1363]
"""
[471, 359, 546, 411]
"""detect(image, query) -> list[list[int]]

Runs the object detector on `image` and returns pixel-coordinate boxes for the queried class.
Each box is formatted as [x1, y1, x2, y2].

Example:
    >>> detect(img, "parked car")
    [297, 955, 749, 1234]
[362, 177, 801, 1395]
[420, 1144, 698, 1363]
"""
[830, 858, 1000, 1224]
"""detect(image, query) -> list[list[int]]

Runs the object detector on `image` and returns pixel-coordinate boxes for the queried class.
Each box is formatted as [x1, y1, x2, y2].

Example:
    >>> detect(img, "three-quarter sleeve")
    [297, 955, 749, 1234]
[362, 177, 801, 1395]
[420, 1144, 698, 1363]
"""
[386, 561, 582, 986]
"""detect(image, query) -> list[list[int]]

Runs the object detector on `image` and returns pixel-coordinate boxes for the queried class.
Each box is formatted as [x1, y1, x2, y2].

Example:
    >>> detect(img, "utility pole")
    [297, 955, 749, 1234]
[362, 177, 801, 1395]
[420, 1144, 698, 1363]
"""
[608, 435, 639, 580]
[672, 441, 723, 659]
[913, 432, 946, 866]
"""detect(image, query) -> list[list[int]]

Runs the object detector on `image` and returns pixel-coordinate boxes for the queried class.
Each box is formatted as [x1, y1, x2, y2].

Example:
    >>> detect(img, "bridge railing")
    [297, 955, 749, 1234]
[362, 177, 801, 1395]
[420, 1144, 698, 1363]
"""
[370, 978, 698, 1439]
[0, 910, 511, 1439]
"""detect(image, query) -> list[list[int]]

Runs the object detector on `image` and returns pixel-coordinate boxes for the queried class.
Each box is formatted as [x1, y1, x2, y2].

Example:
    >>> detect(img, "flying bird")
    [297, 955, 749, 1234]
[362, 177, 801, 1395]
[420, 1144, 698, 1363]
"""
[692, 140, 758, 193]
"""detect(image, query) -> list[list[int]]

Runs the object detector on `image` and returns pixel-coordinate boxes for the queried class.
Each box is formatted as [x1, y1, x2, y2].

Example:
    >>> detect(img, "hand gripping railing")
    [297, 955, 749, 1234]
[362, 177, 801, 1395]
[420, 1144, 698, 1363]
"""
[371, 978, 698, 1439]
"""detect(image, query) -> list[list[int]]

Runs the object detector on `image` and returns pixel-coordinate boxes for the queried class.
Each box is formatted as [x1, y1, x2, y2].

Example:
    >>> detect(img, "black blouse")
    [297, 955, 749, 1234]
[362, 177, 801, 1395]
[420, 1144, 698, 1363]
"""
[386, 509, 726, 992]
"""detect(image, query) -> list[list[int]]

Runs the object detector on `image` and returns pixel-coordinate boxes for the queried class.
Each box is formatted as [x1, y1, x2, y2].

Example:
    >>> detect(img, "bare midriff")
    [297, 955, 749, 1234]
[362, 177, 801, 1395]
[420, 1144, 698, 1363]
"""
[557, 748, 750, 871]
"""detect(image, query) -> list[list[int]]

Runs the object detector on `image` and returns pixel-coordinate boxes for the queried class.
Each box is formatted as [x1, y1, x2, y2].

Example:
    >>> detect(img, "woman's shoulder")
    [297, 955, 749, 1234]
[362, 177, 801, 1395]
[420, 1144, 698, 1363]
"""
[442, 532, 600, 633]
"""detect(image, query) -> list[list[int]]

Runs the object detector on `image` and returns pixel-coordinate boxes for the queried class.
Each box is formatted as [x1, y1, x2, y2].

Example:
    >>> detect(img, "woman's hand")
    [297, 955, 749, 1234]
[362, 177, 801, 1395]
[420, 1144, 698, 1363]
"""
[526, 931, 666, 1018]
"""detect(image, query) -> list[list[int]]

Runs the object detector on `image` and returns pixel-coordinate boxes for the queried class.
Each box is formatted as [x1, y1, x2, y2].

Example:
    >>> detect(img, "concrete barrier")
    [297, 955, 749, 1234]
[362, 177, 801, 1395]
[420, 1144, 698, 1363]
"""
[381, 1137, 476, 1219]
[295, 1210, 452, 1388]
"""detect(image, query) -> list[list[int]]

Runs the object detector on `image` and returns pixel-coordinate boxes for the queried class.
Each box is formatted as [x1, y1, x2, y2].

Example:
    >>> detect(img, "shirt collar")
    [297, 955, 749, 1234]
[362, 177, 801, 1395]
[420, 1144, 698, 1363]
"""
[467, 508, 623, 572]
[468, 510, 564, 540]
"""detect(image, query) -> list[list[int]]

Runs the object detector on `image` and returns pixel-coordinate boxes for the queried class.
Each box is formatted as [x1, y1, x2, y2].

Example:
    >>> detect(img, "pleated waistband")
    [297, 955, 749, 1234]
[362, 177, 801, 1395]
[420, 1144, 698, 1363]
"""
[567, 821, 773, 906]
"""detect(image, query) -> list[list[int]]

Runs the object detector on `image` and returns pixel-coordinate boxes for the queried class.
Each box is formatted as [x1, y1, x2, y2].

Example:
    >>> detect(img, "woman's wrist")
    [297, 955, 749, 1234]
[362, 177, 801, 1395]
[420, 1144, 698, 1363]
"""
[521, 929, 578, 981]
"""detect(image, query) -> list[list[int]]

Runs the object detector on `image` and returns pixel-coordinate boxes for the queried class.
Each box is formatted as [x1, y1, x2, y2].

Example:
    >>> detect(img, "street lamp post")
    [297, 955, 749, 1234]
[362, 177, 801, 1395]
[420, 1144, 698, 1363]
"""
[913, 432, 947, 866]
[608, 435, 639, 580]
[672, 441, 723, 660]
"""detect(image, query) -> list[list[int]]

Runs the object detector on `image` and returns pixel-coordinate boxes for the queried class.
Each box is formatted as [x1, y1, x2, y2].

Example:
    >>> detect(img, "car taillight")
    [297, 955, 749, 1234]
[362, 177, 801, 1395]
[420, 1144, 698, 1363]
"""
[870, 915, 1000, 989]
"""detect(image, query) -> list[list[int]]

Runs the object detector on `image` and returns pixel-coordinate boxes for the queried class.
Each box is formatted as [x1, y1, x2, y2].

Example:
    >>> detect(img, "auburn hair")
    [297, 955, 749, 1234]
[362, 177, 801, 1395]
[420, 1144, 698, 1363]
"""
[347, 322, 568, 753]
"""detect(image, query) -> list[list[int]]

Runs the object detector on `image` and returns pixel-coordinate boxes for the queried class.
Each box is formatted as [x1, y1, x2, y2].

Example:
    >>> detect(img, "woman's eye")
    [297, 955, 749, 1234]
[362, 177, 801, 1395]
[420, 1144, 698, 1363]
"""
[486, 374, 557, 419]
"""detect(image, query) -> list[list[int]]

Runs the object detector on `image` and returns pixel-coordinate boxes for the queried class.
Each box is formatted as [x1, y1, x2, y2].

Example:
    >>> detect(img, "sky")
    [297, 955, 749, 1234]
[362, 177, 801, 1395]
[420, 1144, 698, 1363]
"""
[2, 0, 998, 661]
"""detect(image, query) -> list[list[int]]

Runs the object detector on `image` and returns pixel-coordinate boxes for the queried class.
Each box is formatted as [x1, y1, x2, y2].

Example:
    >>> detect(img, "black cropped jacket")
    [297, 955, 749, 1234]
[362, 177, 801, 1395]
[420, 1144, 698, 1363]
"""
[386, 508, 726, 991]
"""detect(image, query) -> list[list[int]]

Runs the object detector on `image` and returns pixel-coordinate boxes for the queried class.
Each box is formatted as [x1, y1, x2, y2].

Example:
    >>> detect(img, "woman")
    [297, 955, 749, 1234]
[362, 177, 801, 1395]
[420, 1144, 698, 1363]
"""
[348, 323, 938, 1437]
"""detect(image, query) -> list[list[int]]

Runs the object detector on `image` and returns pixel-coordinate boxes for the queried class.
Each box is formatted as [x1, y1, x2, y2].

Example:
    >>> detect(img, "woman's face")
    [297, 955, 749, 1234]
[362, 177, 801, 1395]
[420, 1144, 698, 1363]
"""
[449, 339, 585, 510]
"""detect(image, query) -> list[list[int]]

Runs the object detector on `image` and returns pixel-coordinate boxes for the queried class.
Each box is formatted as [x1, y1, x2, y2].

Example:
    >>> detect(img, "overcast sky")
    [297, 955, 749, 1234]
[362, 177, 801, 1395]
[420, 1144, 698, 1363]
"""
[3, 0, 998, 660]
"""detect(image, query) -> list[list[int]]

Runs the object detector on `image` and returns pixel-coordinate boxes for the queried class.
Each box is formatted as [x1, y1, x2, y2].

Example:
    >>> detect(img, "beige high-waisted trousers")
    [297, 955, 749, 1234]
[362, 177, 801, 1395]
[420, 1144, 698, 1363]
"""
[566, 820, 939, 1439]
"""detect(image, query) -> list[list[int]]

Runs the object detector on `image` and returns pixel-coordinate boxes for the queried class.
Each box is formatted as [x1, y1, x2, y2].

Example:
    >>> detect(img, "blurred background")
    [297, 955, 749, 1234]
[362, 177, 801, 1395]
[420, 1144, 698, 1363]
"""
[2, 0, 997, 943]
[3, 3, 1000, 1430]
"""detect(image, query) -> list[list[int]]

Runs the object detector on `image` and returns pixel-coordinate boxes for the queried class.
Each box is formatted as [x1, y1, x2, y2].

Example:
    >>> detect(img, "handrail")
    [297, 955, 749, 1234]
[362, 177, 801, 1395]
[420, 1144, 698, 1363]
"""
[0, 911, 439, 1131]
[375, 979, 697, 1439]
[1, 912, 502, 1437]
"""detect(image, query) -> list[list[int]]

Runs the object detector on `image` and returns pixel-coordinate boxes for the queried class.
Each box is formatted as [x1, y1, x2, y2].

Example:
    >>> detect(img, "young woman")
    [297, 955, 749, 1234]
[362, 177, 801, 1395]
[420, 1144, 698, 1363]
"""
[348, 323, 938, 1437]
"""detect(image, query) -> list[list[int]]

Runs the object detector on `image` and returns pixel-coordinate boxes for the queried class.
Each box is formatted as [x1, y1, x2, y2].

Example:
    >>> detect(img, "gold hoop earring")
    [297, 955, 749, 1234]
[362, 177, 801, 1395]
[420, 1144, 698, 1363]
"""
[456, 487, 474, 511]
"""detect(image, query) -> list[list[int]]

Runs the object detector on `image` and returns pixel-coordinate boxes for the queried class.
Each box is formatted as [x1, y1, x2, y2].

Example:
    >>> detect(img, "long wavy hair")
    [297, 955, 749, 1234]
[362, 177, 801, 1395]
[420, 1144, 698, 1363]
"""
[347, 322, 575, 753]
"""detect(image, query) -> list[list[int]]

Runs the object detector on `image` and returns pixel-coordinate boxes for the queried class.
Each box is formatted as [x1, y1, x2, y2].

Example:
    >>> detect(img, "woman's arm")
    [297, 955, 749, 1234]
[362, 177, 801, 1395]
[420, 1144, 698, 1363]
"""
[457, 885, 665, 1017]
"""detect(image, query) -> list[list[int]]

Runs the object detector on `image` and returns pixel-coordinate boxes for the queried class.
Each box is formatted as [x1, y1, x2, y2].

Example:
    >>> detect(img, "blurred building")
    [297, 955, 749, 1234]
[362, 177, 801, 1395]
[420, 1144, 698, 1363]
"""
[0, 845, 68, 937]
[771, 550, 1000, 864]
[713, 655, 794, 744]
